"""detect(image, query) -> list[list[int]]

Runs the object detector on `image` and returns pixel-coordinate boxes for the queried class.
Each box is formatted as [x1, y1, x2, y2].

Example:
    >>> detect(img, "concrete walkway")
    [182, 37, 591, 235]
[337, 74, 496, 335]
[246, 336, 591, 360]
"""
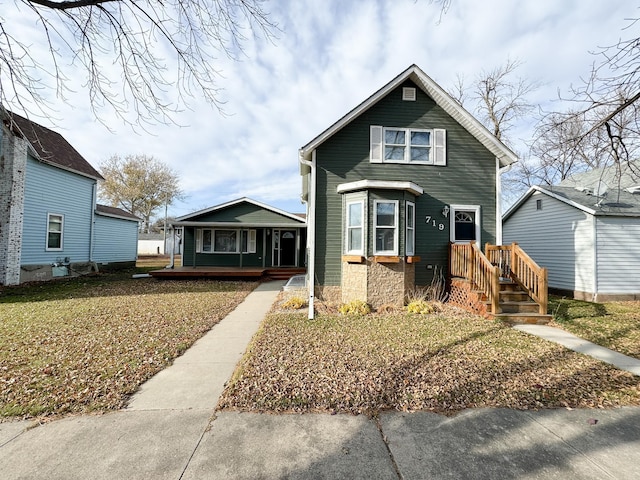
[515, 324, 640, 377]
[1, 282, 640, 479]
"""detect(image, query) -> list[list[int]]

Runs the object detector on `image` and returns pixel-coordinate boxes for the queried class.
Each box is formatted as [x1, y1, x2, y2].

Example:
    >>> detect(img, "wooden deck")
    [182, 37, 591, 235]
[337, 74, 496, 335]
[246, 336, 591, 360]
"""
[148, 266, 306, 280]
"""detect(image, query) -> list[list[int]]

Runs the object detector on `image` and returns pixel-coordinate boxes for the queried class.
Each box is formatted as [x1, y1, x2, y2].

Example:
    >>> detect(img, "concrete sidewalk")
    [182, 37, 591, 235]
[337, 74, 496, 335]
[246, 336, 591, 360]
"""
[1, 281, 640, 479]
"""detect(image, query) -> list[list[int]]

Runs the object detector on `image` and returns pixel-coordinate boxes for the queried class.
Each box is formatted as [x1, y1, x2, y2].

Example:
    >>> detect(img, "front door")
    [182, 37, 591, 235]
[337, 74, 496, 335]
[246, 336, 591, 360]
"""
[272, 229, 297, 267]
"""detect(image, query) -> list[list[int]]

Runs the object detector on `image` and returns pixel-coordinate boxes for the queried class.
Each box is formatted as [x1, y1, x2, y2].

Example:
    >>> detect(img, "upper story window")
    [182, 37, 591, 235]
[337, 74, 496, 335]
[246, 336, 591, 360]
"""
[370, 126, 446, 165]
[374, 200, 398, 255]
[46, 213, 64, 251]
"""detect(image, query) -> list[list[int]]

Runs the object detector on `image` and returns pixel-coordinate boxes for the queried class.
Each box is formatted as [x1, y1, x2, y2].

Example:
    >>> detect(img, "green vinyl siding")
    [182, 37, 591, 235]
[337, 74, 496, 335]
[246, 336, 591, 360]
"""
[314, 81, 497, 286]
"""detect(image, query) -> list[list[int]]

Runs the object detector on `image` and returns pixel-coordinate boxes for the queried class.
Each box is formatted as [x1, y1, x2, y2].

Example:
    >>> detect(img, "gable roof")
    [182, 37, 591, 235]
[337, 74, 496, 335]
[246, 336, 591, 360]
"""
[559, 160, 640, 191]
[503, 184, 640, 221]
[2, 110, 103, 180]
[299, 64, 518, 169]
[95, 204, 141, 222]
[173, 197, 307, 227]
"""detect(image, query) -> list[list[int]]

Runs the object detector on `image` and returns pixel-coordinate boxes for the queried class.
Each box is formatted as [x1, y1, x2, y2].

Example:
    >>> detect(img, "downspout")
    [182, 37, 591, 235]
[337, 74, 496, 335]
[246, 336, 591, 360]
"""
[89, 182, 97, 262]
[592, 215, 599, 302]
[167, 225, 175, 268]
[300, 149, 316, 320]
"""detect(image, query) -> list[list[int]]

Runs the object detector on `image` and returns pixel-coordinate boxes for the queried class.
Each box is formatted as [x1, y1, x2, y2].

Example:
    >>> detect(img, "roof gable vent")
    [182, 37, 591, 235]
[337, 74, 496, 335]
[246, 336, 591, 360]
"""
[402, 87, 416, 101]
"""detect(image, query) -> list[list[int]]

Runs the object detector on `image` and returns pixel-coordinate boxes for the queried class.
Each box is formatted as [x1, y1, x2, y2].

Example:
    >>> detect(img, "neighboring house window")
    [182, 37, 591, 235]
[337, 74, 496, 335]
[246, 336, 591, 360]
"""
[241, 230, 257, 253]
[450, 205, 481, 243]
[196, 228, 256, 253]
[406, 202, 415, 256]
[46, 213, 64, 251]
[536, 199, 543, 210]
[374, 200, 398, 255]
[345, 200, 365, 255]
[370, 126, 446, 165]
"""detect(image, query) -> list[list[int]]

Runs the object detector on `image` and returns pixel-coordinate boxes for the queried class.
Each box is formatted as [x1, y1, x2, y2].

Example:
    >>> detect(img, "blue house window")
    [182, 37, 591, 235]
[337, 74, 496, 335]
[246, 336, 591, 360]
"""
[46, 213, 64, 251]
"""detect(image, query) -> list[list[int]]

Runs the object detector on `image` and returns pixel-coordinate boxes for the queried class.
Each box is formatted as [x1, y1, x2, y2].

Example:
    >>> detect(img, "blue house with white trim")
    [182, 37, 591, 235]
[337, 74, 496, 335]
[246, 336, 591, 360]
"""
[0, 110, 140, 285]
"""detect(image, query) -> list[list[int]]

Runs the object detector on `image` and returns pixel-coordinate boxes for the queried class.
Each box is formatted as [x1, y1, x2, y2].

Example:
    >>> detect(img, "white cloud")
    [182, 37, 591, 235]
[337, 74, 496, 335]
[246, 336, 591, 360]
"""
[2, 0, 637, 216]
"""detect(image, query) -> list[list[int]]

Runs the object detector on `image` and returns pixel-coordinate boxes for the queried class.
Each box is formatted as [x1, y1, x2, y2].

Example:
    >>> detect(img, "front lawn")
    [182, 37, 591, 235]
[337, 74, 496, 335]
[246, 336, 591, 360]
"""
[218, 306, 640, 415]
[550, 297, 640, 360]
[0, 273, 258, 419]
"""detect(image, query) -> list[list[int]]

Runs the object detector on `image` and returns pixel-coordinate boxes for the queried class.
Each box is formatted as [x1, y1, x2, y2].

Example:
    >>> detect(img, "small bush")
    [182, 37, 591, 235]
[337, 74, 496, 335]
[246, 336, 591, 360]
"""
[406, 299, 439, 314]
[338, 299, 371, 316]
[281, 296, 307, 310]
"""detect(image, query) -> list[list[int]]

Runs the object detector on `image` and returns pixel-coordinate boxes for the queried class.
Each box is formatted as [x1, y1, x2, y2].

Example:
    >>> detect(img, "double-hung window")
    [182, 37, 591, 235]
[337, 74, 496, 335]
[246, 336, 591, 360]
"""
[370, 126, 446, 165]
[374, 200, 398, 255]
[345, 200, 364, 255]
[46, 213, 63, 251]
[405, 202, 415, 256]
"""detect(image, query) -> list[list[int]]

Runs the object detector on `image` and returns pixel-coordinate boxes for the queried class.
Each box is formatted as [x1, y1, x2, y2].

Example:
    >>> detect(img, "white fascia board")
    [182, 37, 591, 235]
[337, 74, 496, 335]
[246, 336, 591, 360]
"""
[503, 185, 596, 222]
[95, 211, 140, 223]
[337, 179, 423, 196]
[171, 221, 307, 228]
[176, 197, 305, 224]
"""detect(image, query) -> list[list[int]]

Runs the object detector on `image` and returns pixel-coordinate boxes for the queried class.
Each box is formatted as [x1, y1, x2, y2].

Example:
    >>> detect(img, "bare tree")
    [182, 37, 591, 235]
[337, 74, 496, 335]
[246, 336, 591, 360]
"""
[450, 58, 539, 146]
[99, 154, 185, 232]
[0, 0, 276, 127]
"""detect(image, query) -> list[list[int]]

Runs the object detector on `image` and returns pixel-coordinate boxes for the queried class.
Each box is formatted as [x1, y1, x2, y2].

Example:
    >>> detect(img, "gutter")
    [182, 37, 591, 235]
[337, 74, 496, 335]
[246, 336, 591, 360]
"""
[299, 149, 316, 320]
[89, 183, 97, 262]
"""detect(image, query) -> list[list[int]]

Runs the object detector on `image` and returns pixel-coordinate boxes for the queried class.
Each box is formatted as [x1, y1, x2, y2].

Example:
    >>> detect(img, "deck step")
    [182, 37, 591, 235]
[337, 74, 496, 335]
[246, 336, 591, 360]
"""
[491, 312, 553, 325]
[498, 301, 541, 314]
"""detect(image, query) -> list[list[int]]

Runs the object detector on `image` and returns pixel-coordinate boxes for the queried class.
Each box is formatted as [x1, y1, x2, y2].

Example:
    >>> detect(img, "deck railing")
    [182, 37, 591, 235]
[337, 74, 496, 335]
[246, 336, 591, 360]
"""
[450, 242, 548, 315]
[449, 241, 501, 314]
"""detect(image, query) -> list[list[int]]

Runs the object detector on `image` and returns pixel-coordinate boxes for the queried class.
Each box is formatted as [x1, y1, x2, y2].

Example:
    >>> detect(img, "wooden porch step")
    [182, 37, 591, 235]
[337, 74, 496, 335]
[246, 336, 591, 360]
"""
[499, 301, 541, 314]
[264, 268, 306, 280]
[490, 312, 553, 325]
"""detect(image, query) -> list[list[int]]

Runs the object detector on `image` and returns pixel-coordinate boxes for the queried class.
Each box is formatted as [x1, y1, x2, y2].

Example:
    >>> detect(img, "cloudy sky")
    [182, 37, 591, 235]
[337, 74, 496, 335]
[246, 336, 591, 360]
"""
[4, 0, 637, 217]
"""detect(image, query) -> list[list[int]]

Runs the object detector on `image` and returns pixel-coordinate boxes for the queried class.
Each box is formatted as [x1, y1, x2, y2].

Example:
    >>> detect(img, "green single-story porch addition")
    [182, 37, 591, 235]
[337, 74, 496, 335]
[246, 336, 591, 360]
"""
[170, 197, 307, 269]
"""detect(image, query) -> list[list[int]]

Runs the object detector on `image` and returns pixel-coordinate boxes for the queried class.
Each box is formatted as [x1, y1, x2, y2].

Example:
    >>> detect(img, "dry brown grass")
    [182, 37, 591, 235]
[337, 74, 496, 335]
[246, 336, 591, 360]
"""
[219, 307, 640, 416]
[0, 274, 257, 419]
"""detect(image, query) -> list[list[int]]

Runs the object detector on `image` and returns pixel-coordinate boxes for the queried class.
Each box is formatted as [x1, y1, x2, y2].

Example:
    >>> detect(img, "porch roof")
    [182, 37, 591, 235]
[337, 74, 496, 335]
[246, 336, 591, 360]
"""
[171, 221, 307, 228]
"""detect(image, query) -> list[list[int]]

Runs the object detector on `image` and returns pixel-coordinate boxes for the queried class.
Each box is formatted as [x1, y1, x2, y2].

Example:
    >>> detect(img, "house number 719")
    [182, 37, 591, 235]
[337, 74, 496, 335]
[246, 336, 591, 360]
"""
[425, 216, 445, 230]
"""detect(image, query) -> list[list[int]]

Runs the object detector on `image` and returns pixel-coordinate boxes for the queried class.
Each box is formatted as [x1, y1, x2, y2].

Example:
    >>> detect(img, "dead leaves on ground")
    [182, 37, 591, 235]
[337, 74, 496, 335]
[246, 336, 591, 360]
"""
[0, 278, 258, 419]
[219, 310, 640, 416]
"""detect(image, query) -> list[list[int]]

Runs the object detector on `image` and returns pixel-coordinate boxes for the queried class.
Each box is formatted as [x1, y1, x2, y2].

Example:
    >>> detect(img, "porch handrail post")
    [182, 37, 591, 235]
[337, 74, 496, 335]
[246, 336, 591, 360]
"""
[469, 241, 476, 283]
[539, 267, 548, 314]
[510, 242, 518, 279]
[491, 265, 501, 314]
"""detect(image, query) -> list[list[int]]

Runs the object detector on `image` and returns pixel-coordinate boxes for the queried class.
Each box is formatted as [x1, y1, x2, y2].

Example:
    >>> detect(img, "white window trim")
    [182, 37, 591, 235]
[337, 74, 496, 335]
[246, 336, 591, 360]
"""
[345, 200, 365, 255]
[449, 205, 481, 244]
[46, 213, 64, 251]
[196, 228, 257, 254]
[374, 200, 399, 255]
[370, 126, 446, 165]
[405, 201, 415, 256]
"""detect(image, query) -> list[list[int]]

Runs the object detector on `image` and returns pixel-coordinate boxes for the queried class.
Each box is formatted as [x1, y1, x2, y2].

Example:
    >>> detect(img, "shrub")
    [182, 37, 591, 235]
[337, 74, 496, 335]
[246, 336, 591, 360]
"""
[281, 296, 307, 310]
[338, 299, 371, 316]
[406, 299, 438, 314]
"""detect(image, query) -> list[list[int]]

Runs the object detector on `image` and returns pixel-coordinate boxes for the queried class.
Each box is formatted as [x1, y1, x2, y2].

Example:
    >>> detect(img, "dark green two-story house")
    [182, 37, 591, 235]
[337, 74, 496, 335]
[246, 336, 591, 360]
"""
[299, 65, 517, 315]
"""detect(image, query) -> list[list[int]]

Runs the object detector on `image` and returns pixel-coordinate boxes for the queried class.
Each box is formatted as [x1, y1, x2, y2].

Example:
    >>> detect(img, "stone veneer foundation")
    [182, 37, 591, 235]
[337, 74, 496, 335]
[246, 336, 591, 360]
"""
[341, 258, 415, 309]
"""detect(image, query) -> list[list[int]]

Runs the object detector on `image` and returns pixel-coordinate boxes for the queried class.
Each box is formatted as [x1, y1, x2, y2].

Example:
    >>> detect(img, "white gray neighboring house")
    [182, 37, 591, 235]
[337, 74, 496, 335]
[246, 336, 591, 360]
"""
[503, 161, 640, 301]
